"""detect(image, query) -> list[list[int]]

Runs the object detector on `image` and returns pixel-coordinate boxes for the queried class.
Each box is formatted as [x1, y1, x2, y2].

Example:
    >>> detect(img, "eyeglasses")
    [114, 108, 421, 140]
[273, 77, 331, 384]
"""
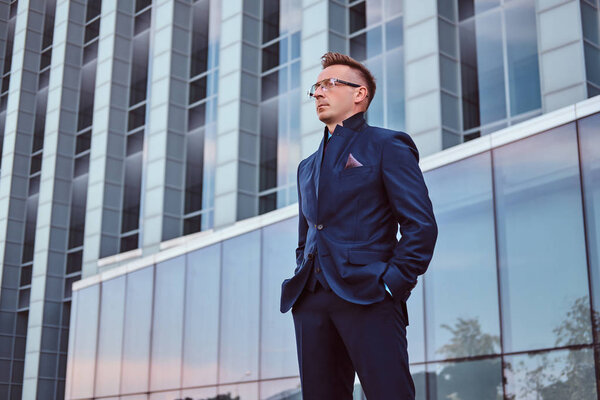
[307, 77, 362, 98]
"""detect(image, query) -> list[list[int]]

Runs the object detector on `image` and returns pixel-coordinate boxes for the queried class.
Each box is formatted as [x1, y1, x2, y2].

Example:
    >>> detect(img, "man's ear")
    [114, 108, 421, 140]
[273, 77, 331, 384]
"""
[354, 86, 368, 104]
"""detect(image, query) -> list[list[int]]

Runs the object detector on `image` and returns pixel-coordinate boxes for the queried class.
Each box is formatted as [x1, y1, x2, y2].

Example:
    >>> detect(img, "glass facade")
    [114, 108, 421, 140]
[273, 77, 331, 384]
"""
[179, 0, 220, 236]
[456, 0, 542, 139]
[258, 0, 302, 214]
[68, 112, 600, 399]
[120, 0, 153, 253]
[348, 0, 405, 131]
[0, 0, 599, 398]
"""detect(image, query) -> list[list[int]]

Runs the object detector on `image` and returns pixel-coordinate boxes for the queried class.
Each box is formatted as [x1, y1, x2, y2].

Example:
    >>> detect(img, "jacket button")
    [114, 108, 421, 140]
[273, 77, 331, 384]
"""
[315, 267, 321, 273]
[307, 253, 314, 260]
[317, 224, 323, 230]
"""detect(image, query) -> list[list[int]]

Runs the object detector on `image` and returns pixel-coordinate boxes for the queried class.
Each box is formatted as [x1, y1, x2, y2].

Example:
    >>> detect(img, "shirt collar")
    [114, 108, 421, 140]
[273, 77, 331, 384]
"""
[323, 111, 366, 140]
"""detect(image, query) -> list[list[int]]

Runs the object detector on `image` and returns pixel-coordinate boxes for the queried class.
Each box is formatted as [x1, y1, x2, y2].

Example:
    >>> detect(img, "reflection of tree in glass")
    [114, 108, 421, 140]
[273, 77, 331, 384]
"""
[430, 318, 502, 400]
[507, 296, 598, 400]
[437, 317, 500, 358]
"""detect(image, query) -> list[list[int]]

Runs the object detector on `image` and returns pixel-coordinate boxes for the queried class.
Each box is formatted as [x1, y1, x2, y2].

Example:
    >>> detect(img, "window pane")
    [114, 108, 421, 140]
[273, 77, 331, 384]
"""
[150, 256, 185, 391]
[505, 0, 541, 116]
[386, 48, 405, 131]
[260, 99, 278, 191]
[121, 267, 154, 394]
[219, 231, 260, 383]
[95, 276, 126, 397]
[423, 152, 500, 360]
[473, 10, 506, 126]
[182, 244, 221, 387]
[578, 112, 600, 344]
[260, 218, 297, 379]
[262, 0, 280, 43]
[70, 285, 99, 399]
[427, 358, 503, 399]
[191, 0, 210, 76]
[217, 382, 258, 400]
[406, 279, 425, 363]
[493, 124, 592, 352]
[504, 348, 598, 400]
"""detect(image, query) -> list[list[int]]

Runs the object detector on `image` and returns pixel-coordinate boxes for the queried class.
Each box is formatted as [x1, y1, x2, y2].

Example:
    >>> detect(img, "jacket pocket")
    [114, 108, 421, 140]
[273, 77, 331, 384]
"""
[348, 249, 391, 266]
[339, 165, 374, 177]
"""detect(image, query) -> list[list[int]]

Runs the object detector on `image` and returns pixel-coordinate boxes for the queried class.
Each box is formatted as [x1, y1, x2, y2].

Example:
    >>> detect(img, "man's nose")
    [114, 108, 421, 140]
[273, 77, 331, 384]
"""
[313, 86, 325, 99]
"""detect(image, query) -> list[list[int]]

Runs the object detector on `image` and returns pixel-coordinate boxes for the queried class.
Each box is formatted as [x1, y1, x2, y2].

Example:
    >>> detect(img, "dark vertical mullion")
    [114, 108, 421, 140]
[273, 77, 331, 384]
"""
[488, 148, 508, 400]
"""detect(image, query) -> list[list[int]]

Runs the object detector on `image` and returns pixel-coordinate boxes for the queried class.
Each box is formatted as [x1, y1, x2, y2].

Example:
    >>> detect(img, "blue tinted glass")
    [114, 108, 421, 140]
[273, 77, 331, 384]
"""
[406, 279, 425, 363]
[278, 65, 288, 94]
[578, 113, 600, 341]
[260, 378, 301, 399]
[291, 31, 300, 59]
[279, 36, 288, 64]
[493, 124, 592, 352]
[385, 16, 403, 51]
[95, 277, 126, 397]
[121, 267, 154, 394]
[261, 218, 298, 379]
[217, 382, 258, 399]
[365, 56, 384, 126]
[182, 244, 221, 387]
[505, 0, 541, 116]
[424, 152, 500, 361]
[505, 349, 598, 399]
[219, 231, 261, 383]
[474, 10, 506, 125]
[150, 256, 185, 391]
[386, 48, 405, 131]
[367, 26, 383, 58]
[427, 358, 503, 399]
[290, 60, 300, 89]
[70, 285, 99, 399]
[411, 365, 426, 400]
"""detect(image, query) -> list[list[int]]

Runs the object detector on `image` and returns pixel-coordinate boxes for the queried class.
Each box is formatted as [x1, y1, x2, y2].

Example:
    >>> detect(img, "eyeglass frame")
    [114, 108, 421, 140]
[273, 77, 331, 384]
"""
[307, 77, 365, 99]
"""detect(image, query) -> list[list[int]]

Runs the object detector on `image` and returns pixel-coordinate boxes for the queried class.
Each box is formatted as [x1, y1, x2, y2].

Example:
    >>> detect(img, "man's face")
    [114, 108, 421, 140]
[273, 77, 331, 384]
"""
[312, 65, 362, 125]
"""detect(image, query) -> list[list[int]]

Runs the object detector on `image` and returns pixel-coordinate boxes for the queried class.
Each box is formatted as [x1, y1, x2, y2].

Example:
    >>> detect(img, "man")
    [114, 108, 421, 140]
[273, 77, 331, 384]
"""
[280, 52, 438, 399]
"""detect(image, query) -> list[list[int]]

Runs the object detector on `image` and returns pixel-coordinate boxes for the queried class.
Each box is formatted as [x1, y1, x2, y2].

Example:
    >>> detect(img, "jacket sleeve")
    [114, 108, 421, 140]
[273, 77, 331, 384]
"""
[380, 131, 438, 302]
[294, 161, 308, 275]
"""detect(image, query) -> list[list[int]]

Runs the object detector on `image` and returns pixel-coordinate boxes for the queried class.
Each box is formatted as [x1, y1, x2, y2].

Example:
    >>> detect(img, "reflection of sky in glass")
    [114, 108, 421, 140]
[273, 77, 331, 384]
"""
[261, 218, 298, 379]
[505, 0, 541, 116]
[494, 124, 592, 352]
[424, 153, 501, 361]
[474, 10, 506, 125]
[579, 113, 600, 328]
[406, 277, 425, 363]
[219, 231, 261, 384]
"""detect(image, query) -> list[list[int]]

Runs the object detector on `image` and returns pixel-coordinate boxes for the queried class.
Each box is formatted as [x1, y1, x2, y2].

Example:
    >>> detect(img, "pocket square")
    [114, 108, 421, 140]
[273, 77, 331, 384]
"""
[344, 153, 364, 169]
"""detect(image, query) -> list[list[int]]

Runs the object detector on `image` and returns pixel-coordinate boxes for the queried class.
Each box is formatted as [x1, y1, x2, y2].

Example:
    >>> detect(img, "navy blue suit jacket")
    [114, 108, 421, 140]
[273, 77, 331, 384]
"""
[280, 112, 437, 313]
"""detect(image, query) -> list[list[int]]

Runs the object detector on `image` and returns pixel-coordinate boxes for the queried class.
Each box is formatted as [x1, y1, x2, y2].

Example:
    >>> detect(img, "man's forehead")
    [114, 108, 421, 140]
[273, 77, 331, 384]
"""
[316, 64, 356, 81]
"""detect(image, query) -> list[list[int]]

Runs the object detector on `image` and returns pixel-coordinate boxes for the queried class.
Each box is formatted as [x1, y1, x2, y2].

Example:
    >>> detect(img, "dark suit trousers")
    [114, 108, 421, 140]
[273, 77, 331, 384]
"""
[291, 260, 415, 400]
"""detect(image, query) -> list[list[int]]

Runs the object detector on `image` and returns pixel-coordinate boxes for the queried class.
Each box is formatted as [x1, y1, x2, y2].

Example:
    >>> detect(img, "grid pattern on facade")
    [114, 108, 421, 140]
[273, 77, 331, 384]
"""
[454, 0, 542, 140]
[0, 0, 17, 171]
[258, 0, 302, 215]
[347, 0, 405, 132]
[181, 0, 219, 236]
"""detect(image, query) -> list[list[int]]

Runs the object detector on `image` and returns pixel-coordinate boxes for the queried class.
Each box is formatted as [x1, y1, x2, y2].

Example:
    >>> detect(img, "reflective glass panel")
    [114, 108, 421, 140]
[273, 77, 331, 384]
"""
[70, 285, 99, 399]
[493, 124, 592, 352]
[219, 231, 261, 383]
[505, 0, 541, 116]
[423, 152, 500, 361]
[260, 378, 301, 400]
[579, 112, 600, 343]
[182, 244, 221, 387]
[150, 256, 185, 391]
[121, 267, 154, 394]
[260, 218, 297, 379]
[504, 348, 598, 400]
[95, 276, 126, 397]
[427, 357, 503, 399]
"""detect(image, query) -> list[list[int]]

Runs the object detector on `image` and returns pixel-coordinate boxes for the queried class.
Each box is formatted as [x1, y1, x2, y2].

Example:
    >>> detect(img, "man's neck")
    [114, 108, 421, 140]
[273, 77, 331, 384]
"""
[326, 123, 339, 134]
